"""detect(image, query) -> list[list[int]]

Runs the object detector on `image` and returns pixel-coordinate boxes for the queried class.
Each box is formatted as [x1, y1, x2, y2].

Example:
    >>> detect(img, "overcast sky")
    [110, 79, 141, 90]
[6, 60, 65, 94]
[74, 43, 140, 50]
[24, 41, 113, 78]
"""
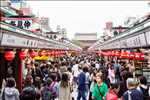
[26, 1, 149, 39]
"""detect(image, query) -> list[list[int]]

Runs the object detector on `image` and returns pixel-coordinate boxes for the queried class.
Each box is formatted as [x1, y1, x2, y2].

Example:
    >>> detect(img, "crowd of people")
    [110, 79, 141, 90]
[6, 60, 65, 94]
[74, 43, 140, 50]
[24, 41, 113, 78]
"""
[1, 54, 150, 100]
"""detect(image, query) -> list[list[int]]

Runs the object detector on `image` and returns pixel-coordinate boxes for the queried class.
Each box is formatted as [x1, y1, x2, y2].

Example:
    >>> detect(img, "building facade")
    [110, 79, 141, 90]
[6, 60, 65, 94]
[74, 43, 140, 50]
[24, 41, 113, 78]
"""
[73, 33, 98, 50]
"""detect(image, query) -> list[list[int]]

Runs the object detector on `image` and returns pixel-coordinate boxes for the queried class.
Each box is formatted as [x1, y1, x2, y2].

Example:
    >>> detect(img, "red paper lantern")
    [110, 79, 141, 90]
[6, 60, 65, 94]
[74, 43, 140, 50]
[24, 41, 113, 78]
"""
[115, 51, 120, 57]
[111, 51, 115, 56]
[134, 53, 145, 60]
[19, 51, 26, 60]
[107, 51, 111, 56]
[51, 51, 54, 56]
[129, 52, 135, 59]
[39, 50, 47, 56]
[120, 51, 129, 58]
[55, 51, 58, 57]
[30, 51, 38, 58]
[102, 51, 108, 56]
[134, 53, 141, 60]
[4, 51, 15, 61]
[140, 53, 145, 60]
[47, 51, 51, 56]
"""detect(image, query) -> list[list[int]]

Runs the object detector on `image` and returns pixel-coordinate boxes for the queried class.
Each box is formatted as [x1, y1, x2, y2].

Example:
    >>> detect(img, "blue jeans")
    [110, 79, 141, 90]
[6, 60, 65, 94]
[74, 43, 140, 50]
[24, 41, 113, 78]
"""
[77, 90, 87, 100]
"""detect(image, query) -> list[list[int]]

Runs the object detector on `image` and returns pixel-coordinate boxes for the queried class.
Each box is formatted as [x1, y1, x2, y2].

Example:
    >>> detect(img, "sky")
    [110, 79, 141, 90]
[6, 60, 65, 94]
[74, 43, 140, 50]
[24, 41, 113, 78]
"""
[26, 1, 150, 39]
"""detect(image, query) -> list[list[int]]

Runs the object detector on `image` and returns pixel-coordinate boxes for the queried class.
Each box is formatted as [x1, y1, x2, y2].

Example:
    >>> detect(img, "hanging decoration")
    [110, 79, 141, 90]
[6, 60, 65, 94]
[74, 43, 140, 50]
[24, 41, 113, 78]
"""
[39, 50, 47, 56]
[29, 51, 38, 58]
[19, 51, 26, 60]
[4, 51, 15, 61]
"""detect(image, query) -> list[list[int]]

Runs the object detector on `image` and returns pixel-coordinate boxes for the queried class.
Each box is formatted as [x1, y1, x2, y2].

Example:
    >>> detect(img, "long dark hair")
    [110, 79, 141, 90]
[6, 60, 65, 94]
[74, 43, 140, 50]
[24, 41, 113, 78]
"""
[60, 73, 69, 88]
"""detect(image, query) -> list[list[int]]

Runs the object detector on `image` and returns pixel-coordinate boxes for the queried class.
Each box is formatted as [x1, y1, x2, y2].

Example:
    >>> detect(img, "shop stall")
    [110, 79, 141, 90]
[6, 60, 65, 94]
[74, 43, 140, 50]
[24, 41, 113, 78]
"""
[91, 17, 150, 83]
[0, 22, 82, 91]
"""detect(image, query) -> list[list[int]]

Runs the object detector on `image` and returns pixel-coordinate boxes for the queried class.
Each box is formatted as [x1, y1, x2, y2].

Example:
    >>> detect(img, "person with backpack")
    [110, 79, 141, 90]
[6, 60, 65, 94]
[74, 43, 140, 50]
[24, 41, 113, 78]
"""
[49, 74, 59, 100]
[20, 75, 38, 100]
[2, 77, 20, 100]
[137, 76, 150, 100]
[41, 78, 52, 100]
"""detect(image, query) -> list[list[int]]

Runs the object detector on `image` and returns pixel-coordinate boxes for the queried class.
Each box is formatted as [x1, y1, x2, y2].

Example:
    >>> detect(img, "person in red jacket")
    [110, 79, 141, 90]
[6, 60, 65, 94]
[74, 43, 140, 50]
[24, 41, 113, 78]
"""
[106, 83, 120, 100]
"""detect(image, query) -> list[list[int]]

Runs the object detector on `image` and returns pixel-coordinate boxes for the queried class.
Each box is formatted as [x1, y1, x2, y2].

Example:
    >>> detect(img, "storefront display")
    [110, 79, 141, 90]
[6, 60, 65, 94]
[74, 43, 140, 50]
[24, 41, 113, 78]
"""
[143, 68, 150, 84]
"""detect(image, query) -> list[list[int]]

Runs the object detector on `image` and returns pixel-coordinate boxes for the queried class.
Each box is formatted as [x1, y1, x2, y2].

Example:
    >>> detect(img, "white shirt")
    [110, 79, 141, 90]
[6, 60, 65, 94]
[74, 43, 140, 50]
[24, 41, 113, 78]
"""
[72, 64, 79, 77]
[85, 72, 90, 84]
[95, 63, 100, 70]
[108, 68, 115, 83]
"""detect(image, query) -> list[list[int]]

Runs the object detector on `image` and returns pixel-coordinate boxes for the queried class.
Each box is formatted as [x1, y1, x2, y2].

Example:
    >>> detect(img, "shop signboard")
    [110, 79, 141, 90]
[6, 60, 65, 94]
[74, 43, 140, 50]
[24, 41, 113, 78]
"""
[4, 19, 32, 30]
[138, 33, 147, 47]
[37, 41, 48, 49]
[1, 33, 38, 48]
[1, 34, 28, 47]
[119, 39, 128, 48]
[126, 33, 146, 48]
[145, 31, 150, 46]
[106, 41, 120, 49]
[27, 39, 38, 48]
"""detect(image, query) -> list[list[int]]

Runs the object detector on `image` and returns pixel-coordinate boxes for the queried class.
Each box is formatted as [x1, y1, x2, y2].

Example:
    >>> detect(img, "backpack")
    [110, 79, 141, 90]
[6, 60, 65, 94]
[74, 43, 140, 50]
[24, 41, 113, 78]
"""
[20, 86, 36, 100]
[49, 82, 58, 98]
[139, 86, 150, 100]
[41, 86, 52, 100]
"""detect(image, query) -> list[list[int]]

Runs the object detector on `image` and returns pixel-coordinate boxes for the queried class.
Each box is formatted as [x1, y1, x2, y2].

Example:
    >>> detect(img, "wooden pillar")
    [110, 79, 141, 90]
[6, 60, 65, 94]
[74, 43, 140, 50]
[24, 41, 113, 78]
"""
[0, 49, 5, 89]
[13, 49, 22, 91]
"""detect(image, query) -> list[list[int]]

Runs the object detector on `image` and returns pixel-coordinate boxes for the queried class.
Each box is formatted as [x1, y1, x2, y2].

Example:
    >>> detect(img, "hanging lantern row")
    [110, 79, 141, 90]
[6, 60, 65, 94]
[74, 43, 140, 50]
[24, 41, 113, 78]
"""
[30, 50, 67, 57]
[4, 50, 68, 61]
[97, 50, 145, 60]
